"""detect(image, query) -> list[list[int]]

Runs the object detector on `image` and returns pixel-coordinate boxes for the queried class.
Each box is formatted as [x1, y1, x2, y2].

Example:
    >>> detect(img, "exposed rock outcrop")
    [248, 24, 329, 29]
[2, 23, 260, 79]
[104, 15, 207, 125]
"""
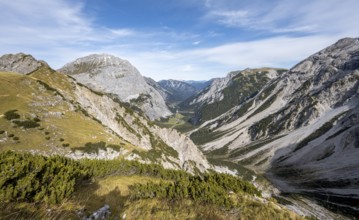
[193, 38, 359, 216]
[0, 53, 47, 74]
[0, 54, 211, 174]
[58, 54, 172, 120]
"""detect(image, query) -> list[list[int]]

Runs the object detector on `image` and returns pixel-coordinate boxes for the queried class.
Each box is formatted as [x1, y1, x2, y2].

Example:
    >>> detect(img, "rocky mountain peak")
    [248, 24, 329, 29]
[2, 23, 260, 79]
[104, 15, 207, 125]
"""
[59, 54, 172, 120]
[59, 53, 138, 78]
[0, 53, 48, 74]
[331, 37, 359, 49]
[72, 53, 131, 68]
[290, 37, 359, 75]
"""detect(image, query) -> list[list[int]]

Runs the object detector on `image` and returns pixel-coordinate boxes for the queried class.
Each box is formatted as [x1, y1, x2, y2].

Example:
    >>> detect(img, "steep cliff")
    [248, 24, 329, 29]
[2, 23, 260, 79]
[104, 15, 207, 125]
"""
[58, 54, 172, 120]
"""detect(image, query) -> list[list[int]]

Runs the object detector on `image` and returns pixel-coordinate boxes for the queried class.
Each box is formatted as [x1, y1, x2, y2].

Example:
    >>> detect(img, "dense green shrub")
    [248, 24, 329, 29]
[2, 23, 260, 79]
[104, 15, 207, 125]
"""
[12, 120, 40, 128]
[3, 110, 40, 128]
[4, 110, 20, 120]
[0, 151, 260, 210]
[81, 159, 189, 181]
[33, 118, 41, 122]
[130, 172, 261, 208]
[82, 157, 260, 208]
[72, 142, 122, 153]
[0, 151, 90, 205]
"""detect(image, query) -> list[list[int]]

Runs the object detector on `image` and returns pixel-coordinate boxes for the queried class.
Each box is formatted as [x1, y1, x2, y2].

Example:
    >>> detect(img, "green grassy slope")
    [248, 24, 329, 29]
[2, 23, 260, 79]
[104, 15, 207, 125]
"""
[0, 70, 131, 153]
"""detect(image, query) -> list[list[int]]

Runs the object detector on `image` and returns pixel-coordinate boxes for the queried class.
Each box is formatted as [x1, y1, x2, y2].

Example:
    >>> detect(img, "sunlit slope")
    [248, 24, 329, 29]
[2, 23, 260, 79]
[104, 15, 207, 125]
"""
[0, 71, 126, 152]
[0, 60, 211, 172]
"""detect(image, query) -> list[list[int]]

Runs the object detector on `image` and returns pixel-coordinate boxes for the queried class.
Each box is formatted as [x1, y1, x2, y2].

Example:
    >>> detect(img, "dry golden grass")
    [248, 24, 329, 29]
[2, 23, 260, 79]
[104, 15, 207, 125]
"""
[70, 175, 162, 218]
[121, 198, 304, 220]
[0, 70, 134, 153]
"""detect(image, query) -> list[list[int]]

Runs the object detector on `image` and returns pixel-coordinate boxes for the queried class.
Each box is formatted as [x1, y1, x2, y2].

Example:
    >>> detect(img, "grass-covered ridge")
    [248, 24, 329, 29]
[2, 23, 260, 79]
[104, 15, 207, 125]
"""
[196, 70, 271, 123]
[0, 71, 128, 152]
[183, 68, 286, 127]
[0, 69, 184, 169]
[0, 151, 305, 219]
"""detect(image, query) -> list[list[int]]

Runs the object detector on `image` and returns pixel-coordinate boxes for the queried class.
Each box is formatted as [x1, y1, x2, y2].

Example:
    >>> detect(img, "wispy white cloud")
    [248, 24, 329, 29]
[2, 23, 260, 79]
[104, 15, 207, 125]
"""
[0, 0, 94, 43]
[0, 0, 358, 81]
[272, 25, 318, 34]
[0, 0, 198, 68]
[208, 10, 249, 27]
[108, 28, 137, 37]
[186, 35, 335, 67]
[182, 65, 194, 72]
[105, 35, 338, 81]
[204, 0, 359, 35]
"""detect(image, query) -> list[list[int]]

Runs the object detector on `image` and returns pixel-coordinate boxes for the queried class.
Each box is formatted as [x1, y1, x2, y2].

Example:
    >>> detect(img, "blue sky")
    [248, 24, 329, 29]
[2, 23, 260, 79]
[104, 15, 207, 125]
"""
[1, 0, 359, 80]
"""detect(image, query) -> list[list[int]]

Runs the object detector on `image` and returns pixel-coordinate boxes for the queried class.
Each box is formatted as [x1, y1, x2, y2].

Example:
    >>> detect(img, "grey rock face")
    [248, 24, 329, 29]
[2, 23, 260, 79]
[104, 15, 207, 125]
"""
[247, 38, 359, 141]
[59, 54, 172, 120]
[144, 77, 170, 101]
[62, 77, 211, 173]
[199, 38, 359, 163]
[196, 38, 359, 216]
[0, 53, 47, 74]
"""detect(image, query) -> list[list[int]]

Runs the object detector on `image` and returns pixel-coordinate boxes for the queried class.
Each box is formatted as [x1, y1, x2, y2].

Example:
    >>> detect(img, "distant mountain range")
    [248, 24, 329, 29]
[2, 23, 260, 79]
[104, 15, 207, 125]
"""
[183, 80, 212, 90]
[157, 79, 200, 106]
[0, 37, 358, 219]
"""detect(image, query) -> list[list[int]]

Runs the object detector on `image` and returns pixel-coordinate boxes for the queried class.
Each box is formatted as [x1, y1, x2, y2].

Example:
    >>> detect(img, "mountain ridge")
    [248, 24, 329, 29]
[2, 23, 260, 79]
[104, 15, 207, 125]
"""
[182, 67, 287, 124]
[58, 54, 172, 120]
[0, 54, 211, 173]
[0, 53, 48, 74]
[188, 37, 359, 217]
[1, 37, 358, 219]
